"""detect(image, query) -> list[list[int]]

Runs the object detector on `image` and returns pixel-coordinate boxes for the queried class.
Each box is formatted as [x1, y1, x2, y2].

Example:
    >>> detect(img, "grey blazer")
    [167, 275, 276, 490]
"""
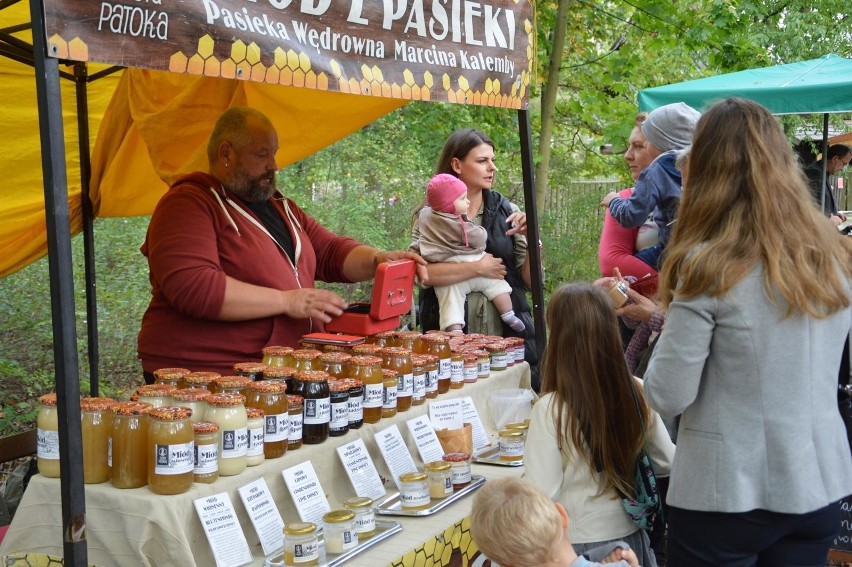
[645, 265, 852, 514]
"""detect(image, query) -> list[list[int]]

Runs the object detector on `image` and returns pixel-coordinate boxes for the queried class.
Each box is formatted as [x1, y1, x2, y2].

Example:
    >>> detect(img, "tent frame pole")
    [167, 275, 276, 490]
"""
[29, 0, 88, 563]
[517, 109, 546, 371]
[821, 113, 829, 213]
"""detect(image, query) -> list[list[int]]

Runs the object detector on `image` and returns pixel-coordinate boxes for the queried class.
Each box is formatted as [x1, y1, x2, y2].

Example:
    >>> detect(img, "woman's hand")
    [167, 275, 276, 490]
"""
[615, 287, 658, 322]
[506, 211, 527, 236]
[374, 250, 429, 283]
[475, 253, 507, 279]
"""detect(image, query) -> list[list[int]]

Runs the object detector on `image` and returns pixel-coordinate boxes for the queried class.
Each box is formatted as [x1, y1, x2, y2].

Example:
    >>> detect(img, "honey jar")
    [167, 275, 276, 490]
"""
[147, 406, 194, 495]
[345, 379, 364, 429]
[205, 393, 248, 476]
[153, 367, 190, 389]
[442, 452, 472, 489]
[299, 370, 331, 445]
[110, 401, 152, 489]
[398, 471, 430, 510]
[410, 355, 427, 406]
[193, 421, 219, 484]
[498, 429, 525, 462]
[283, 522, 319, 566]
[81, 397, 116, 484]
[290, 349, 320, 372]
[287, 394, 304, 450]
[318, 351, 352, 379]
[322, 509, 357, 555]
[169, 388, 210, 423]
[246, 380, 289, 459]
[213, 375, 252, 398]
[381, 347, 413, 412]
[184, 371, 220, 392]
[135, 384, 176, 408]
[246, 407, 265, 466]
[233, 362, 268, 381]
[36, 392, 60, 478]
[381, 369, 398, 419]
[262, 345, 294, 368]
[424, 460, 453, 498]
[329, 380, 350, 437]
[343, 496, 375, 539]
[347, 355, 383, 424]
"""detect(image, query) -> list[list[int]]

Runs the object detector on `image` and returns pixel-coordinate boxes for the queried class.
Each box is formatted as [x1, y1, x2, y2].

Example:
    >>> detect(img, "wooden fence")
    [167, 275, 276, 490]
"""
[540, 179, 622, 239]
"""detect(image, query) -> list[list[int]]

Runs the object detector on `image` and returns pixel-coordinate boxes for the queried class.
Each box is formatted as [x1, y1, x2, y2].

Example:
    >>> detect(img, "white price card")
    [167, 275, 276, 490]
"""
[282, 461, 331, 527]
[459, 396, 489, 450]
[336, 439, 387, 502]
[428, 399, 464, 430]
[406, 414, 445, 463]
[194, 492, 253, 567]
[375, 424, 418, 491]
[237, 477, 285, 556]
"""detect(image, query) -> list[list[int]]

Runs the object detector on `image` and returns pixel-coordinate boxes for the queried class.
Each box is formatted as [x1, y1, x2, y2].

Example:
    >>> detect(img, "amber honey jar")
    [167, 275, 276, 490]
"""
[351, 343, 384, 357]
[246, 380, 289, 459]
[287, 395, 304, 450]
[147, 406, 194, 495]
[394, 330, 422, 352]
[233, 362, 268, 381]
[184, 371, 220, 392]
[135, 383, 177, 408]
[213, 375, 252, 397]
[449, 351, 465, 389]
[169, 388, 210, 423]
[419, 335, 451, 394]
[193, 421, 219, 484]
[283, 521, 319, 566]
[205, 393, 248, 476]
[347, 355, 383, 424]
[263, 366, 297, 392]
[36, 392, 60, 478]
[318, 351, 352, 379]
[81, 397, 116, 484]
[442, 452, 472, 489]
[153, 367, 190, 389]
[367, 330, 396, 346]
[110, 401, 152, 489]
[290, 349, 321, 371]
[299, 370, 330, 444]
[419, 354, 439, 399]
[381, 347, 413, 412]
[262, 345, 294, 368]
[410, 355, 427, 406]
[381, 369, 398, 419]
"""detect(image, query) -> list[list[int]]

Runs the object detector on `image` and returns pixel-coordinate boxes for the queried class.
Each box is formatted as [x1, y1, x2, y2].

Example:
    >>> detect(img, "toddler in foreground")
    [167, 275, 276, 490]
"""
[416, 173, 525, 333]
[470, 477, 640, 567]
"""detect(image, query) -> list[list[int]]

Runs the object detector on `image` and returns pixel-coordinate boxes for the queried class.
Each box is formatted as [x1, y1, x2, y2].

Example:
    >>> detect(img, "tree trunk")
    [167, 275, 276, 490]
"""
[535, 0, 571, 208]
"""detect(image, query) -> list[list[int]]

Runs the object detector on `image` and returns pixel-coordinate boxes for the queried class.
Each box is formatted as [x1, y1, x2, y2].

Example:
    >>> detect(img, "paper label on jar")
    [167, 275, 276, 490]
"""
[397, 373, 413, 396]
[450, 360, 464, 383]
[382, 385, 397, 409]
[491, 353, 508, 369]
[499, 439, 525, 457]
[438, 357, 451, 380]
[363, 383, 383, 408]
[107, 437, 112, 467]
[195, 442, 218, 474]
[450, 465, 472, 486]
[37, 428, 60, 460]
[478, 360, 490, 376]
[354, 512, 375, 534]
[222, 427, 248, 458]
[265, 413, 289, 443]
[347, 396, 363, 422]
[426, 369, 439, 392]
[248, 427, 264, 456]
[513, 346, 525, 362]
[412, 372, 426, 399]
[330, 400, 349, 429]
[303, 396, 330, 425]
[400, 486, 430, 508]
[154, 441, 194, 475]
[463, 365, 477, 382]
[292, 539, 319, 562]
[289, 412, 303, 441]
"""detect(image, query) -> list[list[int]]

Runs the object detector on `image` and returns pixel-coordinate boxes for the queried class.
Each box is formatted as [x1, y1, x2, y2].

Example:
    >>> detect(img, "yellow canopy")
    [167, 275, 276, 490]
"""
[0, 1, 405, 277]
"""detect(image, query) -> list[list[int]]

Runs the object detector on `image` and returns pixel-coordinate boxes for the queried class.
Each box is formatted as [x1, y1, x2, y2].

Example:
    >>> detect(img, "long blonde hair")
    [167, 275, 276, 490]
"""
[541, 283, 649, 497]
[660, 98, 852, 316]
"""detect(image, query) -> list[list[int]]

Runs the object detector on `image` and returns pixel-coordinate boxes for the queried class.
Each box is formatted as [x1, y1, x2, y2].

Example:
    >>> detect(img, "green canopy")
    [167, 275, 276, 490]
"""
[638, 54, 852, 114]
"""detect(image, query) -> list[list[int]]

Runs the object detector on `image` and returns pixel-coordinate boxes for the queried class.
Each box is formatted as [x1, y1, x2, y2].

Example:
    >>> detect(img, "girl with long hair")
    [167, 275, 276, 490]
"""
[645, 98, 852, 565]
[525, 283, 674, 567]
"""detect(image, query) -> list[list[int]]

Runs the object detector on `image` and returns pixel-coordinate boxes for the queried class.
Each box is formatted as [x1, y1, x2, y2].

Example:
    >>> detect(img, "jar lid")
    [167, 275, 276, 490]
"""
[442, 452, 471, 462]
[291, 349, 321, 360]
[343, 496, 373, 509]
[184, 371, 220, 386]
[419, 334, 449, 344]
[284, 522, 317, 536]
[248, 381, 287, 394]
[348, 355, 382, 367]
[170, 388, 212, 402]
[262, 345, 293, 356]
[296, 370, 330, 382]
[399, 471, 427, 482]
[351, 344, 384, 356]
[287, 394, 304, 405]
[137, 384, 177, 396]
[329, 380, 350, 393]
[153, 367, 190, 380]
[246, 407, 265, 419]
[381, 369, 398, 380]
[149, 406, 193, 421]
[193, 421, 219, 434]
[505, 422, 529, 431]
[80, 397, 117, 412]
[345, 378, 364, 388]
[499, 429, 525, 439]
[263, 366, 297, 379]
[463, 353, 478, 363]
[206, 393, 246, 407]
[424, 460, 451, 472]
[322, 509, 356, 523]
[112, 401, 153, 416]
[485, 343, 507, 353]
[39, 392, 57, 406]
[214, 376, 252, 389]
[380, 346, 411, 356]
[233, 362, 268, 374]
[318, 352, 352, 363]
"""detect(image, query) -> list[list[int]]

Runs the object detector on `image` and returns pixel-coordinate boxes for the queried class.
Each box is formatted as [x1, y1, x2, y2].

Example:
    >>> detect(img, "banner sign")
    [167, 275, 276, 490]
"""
[42, 0, 534, 108]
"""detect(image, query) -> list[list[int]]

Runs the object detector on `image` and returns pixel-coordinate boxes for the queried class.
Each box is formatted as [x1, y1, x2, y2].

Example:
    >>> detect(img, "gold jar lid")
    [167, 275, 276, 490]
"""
[424, 460, 451, 472]
[284, 522, 317, 536]
[343, 496, 373, 509]
[399, 471, 427, 483]
[505, 422, 529, 431]
[499, 429, 525, 439]
[322, 509, 356, 524]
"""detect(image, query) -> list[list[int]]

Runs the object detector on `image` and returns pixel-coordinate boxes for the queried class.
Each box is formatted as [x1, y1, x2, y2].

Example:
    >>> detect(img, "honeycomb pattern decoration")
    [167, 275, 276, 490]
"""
[48, 12, 534, 110]
[389, 516, 486, 567]
[1, 553, 77, 566]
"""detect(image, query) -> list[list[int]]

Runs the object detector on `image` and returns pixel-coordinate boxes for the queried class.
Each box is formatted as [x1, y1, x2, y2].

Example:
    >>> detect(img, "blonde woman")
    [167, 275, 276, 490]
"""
[645, 98, 852, 566]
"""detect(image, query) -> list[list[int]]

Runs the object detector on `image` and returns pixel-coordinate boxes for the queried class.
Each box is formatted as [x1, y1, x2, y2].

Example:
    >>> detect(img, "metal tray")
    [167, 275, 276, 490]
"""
[264, 520, 402, 567]
[374, 474, 485, 517]
[472, 445, 524, 467]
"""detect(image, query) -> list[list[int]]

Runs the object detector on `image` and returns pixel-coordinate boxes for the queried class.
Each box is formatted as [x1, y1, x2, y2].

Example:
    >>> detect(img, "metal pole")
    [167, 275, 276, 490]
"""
[29, 0, 88, 563]
[517, 109, 546, 369]
[75, 62, 100, 395]
[821, 113, 829, 213]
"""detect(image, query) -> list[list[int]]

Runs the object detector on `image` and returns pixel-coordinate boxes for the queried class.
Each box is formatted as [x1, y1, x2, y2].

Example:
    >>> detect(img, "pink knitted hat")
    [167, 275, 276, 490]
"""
[427, 173, 468, 214]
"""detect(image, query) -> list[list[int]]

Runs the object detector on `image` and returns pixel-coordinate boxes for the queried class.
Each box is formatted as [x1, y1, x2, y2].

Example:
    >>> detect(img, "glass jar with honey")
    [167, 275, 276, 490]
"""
[290, 349, 321, 372]
[81, 397, 116, 484]
[135, 384, 177, 408]
[347, 355, 383, 424]
[246, 407, 265, 466]
[283, 522, 319, 566]
[329, 380, 350, 437]
[420, 354, 439, 399]
[36, 392, 60, 478]
[345, 379, 364, 429]
[193, 421, 219, 484]
[367, 330, 396, 346]
[213, 375, 252, 398]
[410, 355, 427, 406]
[419, 335, 451, 394]
[233, 362, 268, 381]
[262, 345, 294, 368]
[205, 393, 248, 476]
[343, 496, 376, 540]
[299, 371, 330, 444]
[153, 367, 190, 389]
[449, 351, 465, 389]
[462, 352, 478, 384]
[394, 330, 422, 352]
[246, 380, 289, 459]
[110, 401, 152, 489]
[381, 347, 413, 412]
[184, 371, 220, 392]
[169, 388, 210, 423]
[381, 369, 398, 419]
[287, 395, 304, 450]
[487, 341, 509, 372]
[263, 366, 297, 392]
[147, 406, 194, 495]
[318, 351, 352, 379]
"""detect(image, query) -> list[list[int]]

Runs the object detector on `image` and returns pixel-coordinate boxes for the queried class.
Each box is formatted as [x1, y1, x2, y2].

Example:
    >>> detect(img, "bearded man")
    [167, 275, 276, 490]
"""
[138, 107, 425, 380]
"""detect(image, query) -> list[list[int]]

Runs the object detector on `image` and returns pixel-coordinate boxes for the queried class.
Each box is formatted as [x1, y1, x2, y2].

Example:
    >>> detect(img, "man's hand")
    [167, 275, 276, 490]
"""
[281, 288, 348, 323]
[600, 192, 619, 208]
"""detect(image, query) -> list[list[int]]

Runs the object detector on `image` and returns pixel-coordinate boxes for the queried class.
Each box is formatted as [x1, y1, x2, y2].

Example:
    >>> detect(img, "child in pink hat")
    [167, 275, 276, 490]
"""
[416, 173, 525, 333]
